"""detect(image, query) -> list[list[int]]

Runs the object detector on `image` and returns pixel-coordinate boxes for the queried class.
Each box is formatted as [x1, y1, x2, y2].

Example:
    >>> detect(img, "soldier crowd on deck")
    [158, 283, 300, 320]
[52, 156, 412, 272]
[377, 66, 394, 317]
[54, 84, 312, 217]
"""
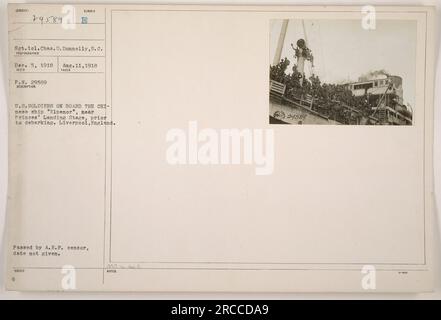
[270, 58, 402, 124]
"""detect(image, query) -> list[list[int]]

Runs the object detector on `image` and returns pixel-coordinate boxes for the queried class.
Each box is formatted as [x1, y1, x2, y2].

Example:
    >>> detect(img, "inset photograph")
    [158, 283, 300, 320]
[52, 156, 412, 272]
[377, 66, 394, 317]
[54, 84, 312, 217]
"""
[269, 19, 416, 125]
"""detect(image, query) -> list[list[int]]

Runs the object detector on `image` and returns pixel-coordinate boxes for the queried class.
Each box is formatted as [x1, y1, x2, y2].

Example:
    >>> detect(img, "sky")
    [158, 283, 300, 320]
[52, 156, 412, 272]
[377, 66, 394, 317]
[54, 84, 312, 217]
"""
[270, 19, 417, 107]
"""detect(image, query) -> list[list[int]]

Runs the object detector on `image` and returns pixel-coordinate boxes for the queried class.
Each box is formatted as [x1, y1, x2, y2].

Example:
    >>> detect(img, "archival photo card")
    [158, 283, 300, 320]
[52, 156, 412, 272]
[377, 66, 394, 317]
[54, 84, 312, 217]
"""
[5, 4, 436, 292]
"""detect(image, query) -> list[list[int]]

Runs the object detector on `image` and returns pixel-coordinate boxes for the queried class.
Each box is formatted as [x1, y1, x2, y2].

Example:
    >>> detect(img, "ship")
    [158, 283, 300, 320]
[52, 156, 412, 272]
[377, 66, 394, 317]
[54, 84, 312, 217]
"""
[344, 75, 412, 125]
[269, 75, 413, 125]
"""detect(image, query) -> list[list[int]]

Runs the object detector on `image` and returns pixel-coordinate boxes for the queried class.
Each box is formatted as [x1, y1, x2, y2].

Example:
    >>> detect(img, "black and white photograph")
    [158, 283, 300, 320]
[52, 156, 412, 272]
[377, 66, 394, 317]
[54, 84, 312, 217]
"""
[269, 19, 416, 125]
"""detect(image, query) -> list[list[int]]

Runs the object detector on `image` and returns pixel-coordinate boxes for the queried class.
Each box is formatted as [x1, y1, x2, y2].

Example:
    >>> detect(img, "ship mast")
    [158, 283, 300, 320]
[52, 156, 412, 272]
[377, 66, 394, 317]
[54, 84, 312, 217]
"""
[272, 19, 289, 66]
[292, 20, 314, 86]
[272, 19, 314, 87]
